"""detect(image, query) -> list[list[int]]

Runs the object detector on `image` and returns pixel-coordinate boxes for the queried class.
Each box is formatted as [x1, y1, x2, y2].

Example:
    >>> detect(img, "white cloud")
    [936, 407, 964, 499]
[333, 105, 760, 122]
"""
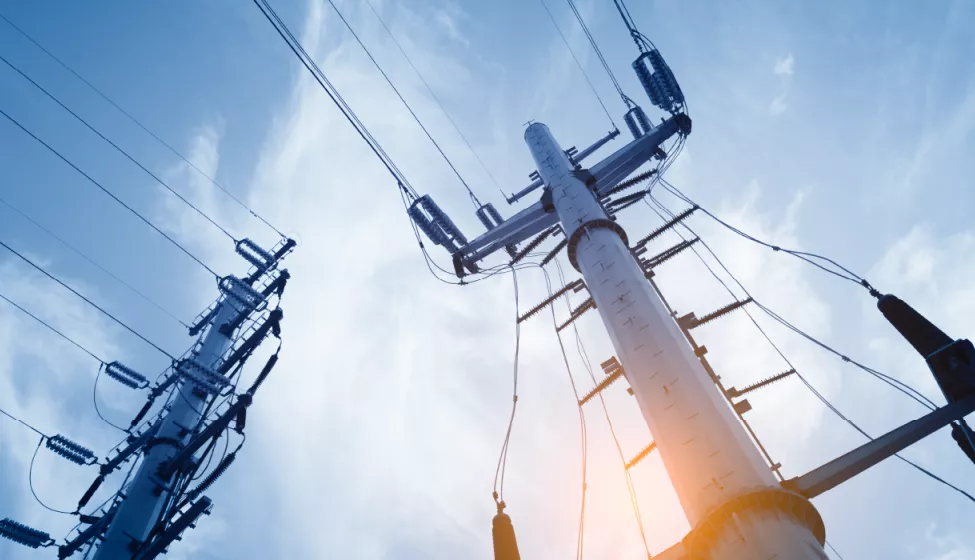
[770, 93, 788, 115]
[775, 53, 795, 76]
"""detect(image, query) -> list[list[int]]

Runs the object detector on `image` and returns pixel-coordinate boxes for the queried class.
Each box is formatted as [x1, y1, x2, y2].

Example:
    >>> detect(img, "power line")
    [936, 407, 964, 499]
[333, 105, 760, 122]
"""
[0, 194, 190, 329]
[645, 191, 975, 505]
[0, 237, 175, 360]
[0, 11, 286, 238]
[0, 288, 104, 363]
[0, 106, 219, 277]
[0, 54, 237, 241]
[536, 0, 618, 129]
[252, 0, 419, 199]
[29, 436, 78, 515]
[323, 0, 483, 209]
[363, 0, 511, 199]
[563, 0, 632, 107]
[493, 266, 521, 503]
[0, 405, 48, 438]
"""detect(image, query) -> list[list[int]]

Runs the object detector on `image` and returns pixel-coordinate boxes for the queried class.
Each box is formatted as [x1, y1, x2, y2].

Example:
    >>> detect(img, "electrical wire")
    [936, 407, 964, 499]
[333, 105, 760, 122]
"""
[825, 539, 846, 559]
[609, 0, 649, 52]
[563, 0, 632, 108]
[537, 265, 589, 560]
[0, 11, 286, 238]
[252, 0, 418, 198]
[0, 287, 104, 363]
[0, 405, 48, 438]
[0, 106, 220, 277]
[645, 190, 975, 505]
[553, 259, 651, 557]
[657, 178, 873, 290]
[363, 0, 510, 201]
[324, 0, 483, 209]
[0, 193, 190, 329]
[493, 266, 521, 502]
[93, 363, 131, 434]
[536, 0, 618, 129]
[0, 54, 237, 241]
[0, 237, 175, 359]
[29, 436, 79, 515]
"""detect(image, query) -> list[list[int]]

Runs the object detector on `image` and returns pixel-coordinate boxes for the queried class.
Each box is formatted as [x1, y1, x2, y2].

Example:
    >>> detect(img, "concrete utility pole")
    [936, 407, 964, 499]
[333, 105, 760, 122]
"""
[94, 301, 238, 559]
[525, 122, 827, 559]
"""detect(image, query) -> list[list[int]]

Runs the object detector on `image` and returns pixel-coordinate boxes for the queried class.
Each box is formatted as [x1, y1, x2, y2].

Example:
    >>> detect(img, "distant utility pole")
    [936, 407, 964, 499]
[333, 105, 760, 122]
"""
[92, 301, 238, 559]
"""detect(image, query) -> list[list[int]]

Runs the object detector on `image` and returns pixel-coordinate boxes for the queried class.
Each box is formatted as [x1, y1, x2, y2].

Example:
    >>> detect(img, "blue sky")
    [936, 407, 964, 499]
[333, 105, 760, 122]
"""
[0, 0, 974, 558]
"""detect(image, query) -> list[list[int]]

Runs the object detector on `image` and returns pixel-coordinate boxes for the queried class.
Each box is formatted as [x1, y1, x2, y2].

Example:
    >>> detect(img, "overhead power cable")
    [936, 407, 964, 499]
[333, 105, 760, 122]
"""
[0, 11, 286, 238]
[0, 288, 104, 363]
[493, 266, 522, 503]
[0, 54, 237, 241]
[657, 178, 875, 292]
[252, 0, 419, 199]
[0, 194, 190, 329]
[0, 237, 175, 360]
[536, 0, 617, 129]
[646, 191, 975, 505]
[363, 0, 510, 200]
[323, 0, 483, 209]
[0, 405, 48, 438]
[563, 0, 633, 108]
[0, 107, 219, 277]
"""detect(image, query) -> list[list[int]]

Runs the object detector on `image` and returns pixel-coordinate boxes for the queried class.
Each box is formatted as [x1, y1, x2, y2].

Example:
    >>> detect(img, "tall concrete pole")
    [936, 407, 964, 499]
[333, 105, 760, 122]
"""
[94, 301, 238, 559]
[525, 122, 827, 559]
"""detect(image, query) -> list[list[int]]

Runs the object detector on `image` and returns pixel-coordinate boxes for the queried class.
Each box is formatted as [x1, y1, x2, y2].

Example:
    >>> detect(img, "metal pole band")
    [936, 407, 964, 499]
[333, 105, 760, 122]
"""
[566, 219, 628, 271]
[683, 487, 825, 556]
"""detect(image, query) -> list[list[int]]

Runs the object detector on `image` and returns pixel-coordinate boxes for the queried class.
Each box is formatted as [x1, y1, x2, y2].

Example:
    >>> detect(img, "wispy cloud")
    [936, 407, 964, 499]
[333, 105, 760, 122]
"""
[774, 53, 794, 76]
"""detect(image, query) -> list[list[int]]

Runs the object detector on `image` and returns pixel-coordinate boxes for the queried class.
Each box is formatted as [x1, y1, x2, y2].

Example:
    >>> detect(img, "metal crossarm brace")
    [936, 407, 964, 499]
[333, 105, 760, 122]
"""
[625, 441, 658, 470]
[518, 280, 585, 323]
[58, 509, 116, 559]
[556, 298, 596, 332]
[727, 369, 797, 399]
[217, 309, 282, 375]
[157, 397, 250, 480]
[132, 497, 212, 560]
[785, 395, 975, 498]
[79, 428, 157, 509]
[632, 206, 698, 250]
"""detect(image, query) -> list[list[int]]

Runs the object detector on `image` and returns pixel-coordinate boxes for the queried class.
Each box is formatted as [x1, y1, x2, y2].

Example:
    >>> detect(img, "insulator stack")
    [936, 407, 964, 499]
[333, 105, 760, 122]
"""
[623, 106, 653, 140]
[235, 239, 274, 274]
[104, 361, 148, 389]
[602, 169, 658, 198]
[579, 363, 625, 406]
[951, 422, 975, 466]
[556, 297, 596, 332]
[633, 50, 684, 113]
[410, 194, 468, 252]
[632, 206, 698, 249]
[46, 435, 97, 465]
[219, 276, 264, 314]
[540, 238, 568, 266]
[176, 359, 229, 395]
[641, 238, 699, 270]
[727, 369, 797, 399]
[510, 226, 557, 265]
[679, 298, 754, 330]
[187, 452, 237, 501]
[607, 190, 647, 211]
[0, 518, 53, 548]
[625, 441, 658, 470]
[517, 280, 584, 323]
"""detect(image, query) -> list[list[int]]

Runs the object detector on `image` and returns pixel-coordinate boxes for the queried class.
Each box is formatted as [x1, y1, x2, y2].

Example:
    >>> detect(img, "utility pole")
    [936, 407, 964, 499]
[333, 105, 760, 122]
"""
[93, 300, 238, 559]
[524, 122, 827, 559]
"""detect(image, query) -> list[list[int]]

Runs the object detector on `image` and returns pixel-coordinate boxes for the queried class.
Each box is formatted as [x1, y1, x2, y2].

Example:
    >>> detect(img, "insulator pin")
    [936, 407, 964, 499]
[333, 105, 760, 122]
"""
[104, 361, 148, 389]
[219, 275, 264, 313]
[46, 435, 97, 465]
